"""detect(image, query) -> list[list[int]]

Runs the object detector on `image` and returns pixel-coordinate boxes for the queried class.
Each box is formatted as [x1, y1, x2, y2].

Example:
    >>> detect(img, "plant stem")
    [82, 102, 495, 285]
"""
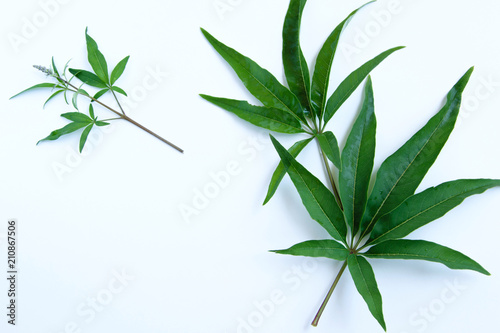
[109, 87, 126, 115]
[64, 79, 183, 153]
[316, 137, 343, 211]
[311, 260, 348, 327]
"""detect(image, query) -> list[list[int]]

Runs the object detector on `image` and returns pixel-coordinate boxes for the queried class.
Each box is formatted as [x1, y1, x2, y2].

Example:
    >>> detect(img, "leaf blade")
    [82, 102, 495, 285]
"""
[363, 239, 490, 275]
[68, 68, 108, 88]
[37, 121, 89, 144]
[271, 240, 349, 261]
[10, 83, 59, 99]
[79, 124, 93, 153]
[110, 55, 130, 85]
[317, 131, 341, 170]
[85, 28, 109, 83]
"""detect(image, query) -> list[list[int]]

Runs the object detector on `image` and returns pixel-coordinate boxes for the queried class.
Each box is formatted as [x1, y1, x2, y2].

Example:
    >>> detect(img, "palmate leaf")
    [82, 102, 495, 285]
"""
[85, 28, 109, 84]
[347, 255, 386, 331]
[323, 46, 404, 125]
[363, 239, 490, 275]
[368, 179, 500, 245]
[311, 1, 374, 118]
[339, 77, 376, 235]
[283, 0, 312, 114]
[201, 28, 306, 123]
[271, 135, 347, 244]
[359, 68, 474, 238]
[200, 95, 305, 134]
[263, 137, 313, 204]
[271, 240, 349, 261]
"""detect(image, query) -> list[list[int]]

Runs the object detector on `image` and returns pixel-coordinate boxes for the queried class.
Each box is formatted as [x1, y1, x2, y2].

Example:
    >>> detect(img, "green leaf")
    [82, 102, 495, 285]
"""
[283, 0, 312, 114]
[61, 112, 93, 124]
[95, 121, 110, 127]
[89, 104, 95, 119]
[201, 28, 306, 123]
[339, 77, 376, 235]
[271, 135, 347, 244]
[363, 239, 490, 275]
[359, 68, 473, 237]
[37, 121, 89, 144]
[263, 137, 313, 204]
[93, 88, 109, 101]
[72, 91, 79, 110]
[323, 46, 404, 124]
[348, 255, 386, 331]
[368, 179, 500, 245]
[111, 86, 127, 96]
[311, 1, 374, 118]
[110, 55, 130, 85]
[79, 124, 93, 153]
[85, 28, 109, 83]
[51, 56, 60, 77]
[200, 95, 305, 134]
[43, 90, 64, 108]
[68, 68, 108, 88]
[271, 240, 349, 261]
[10, 83, 59, 99]
[317, 131, 341, 169]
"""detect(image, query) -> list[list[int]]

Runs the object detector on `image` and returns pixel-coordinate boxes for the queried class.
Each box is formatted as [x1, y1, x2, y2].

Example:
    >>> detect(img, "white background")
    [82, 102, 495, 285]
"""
[1, 0, 500, 332]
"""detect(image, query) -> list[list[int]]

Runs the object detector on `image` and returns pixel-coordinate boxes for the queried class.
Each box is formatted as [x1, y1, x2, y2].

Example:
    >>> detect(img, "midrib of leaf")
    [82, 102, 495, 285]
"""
[298, 54, 312, 112]
[361, 115, 447, 241]
[364, 252, 466, 265]
[290, 163, 345, 244]
[221, 48, 304, 125]
[353, 256, 377, 307]
[369, 189, 481, 245]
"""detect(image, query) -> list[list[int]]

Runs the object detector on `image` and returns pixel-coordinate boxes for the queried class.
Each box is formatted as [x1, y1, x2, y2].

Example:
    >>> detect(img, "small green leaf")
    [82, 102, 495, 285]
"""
[348, 255, 386, 331]
[95, 121, 110, 127]
[110, 56, 130, 85]
[317, 131, 341, 169]
[51, 57, 60, 77]
[111, 86, 127, 96]
[368, 179, 500, 245]
[271, 135, 347, 244]
[311, 1, 374, 118]
[10, 83, 59, 99]
[79, 124, 94, 153]
[37, 121, 89, 144]
[201, 28, 306, 123]
[323, 46, 404, 124]
[89, 104, 95, 119]
[68, 68, 107, 88]
[271, 240, 349, 261]
[359, 68, 473, 238]
[339, 77, 376, 235]
[200, 95, 305, 134]
[283, 0, 312, 113]
[43, 90, 64, 108]
[61, 112, 93, 124]
[93, 88, 109, 101]
[363, 239, 490, 275]
[72, 91, 79, 110]
[264, 137, 313, 204]
[85, 28, 109, 83]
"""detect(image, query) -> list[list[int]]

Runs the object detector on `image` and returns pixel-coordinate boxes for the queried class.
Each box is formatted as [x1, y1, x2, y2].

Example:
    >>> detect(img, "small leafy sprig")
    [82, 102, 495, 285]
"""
[11, 29, 183, 153]
[201, 0, 498, 330]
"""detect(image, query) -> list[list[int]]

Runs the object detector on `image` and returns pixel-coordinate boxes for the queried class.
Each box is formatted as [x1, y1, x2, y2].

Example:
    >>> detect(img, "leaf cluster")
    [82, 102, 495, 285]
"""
[201, 0, 498, 329]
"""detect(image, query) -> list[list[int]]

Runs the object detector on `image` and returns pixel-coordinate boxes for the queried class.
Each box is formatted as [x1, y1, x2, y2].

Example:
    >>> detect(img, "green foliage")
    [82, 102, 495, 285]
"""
[10, 29, 182, 153]
[201, 0, 498, 330]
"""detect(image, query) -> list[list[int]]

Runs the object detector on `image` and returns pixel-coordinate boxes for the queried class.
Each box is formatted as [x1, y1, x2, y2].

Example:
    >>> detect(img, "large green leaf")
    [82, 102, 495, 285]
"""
[359, 68, 473, 238]
[271, 135, 347, 244]
[201, 28, 306, 123]
[10, 83, 60, 99]
[317, 131, 341, 169]
[85, 28, 109, 83]
[271, 240, 349, 261]
[110, 55, 130, 85]
[200, 95, 305, 134]
[368, 179, 500, 245]
[311, 1, 373, 118]
[363, 239, 489, 275]
[283, 0, 312, 113]
[263, 137, 313, 204]
[68, 69, 108, 88]
[348, 255, 386, 331]
[37, 122, 89, 144]
[323, 46, 404, 125]
[339, 77, 376, 235]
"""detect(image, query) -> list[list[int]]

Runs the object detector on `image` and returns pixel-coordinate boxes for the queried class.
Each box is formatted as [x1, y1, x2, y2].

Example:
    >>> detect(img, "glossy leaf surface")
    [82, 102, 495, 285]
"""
[272, 240, 349, 261]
